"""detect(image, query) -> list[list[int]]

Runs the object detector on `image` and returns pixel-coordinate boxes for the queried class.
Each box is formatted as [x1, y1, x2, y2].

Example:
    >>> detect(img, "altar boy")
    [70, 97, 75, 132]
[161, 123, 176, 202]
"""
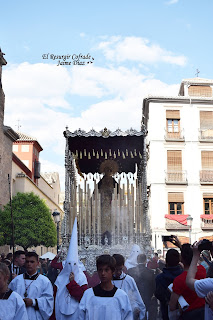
[112, 254, 146, 320]
[79, 254, 133, 320]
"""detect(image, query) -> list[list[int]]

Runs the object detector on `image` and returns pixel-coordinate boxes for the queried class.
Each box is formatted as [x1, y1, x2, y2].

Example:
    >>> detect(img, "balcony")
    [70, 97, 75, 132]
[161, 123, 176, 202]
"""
[165, 171, 188, 185]
[200, 170, 213, 184]
[200, 215, 213, 230]
[199, 129, 213, 142]
[165, 218, 189, 230]
[165, 129, 185, 142]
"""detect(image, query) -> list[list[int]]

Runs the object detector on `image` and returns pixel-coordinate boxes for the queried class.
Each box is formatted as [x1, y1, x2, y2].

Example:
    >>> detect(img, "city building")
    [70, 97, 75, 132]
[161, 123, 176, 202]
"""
[12, 132, 63, 255]
[0, 49, 19, 209]
[143, 77, 213, 255]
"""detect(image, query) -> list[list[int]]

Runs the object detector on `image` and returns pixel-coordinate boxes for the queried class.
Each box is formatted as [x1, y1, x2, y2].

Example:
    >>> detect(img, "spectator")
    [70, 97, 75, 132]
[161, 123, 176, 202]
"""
[6, 253, 13, 263]
[147, 253, 159, 271]
[186, 241, 213, 320]
[9, 250, 26, 281]
[1, 253, 5, 261]
[169, 243, 206, 319]
[128, 253, 156, 319]
[155, 249, 183, 320]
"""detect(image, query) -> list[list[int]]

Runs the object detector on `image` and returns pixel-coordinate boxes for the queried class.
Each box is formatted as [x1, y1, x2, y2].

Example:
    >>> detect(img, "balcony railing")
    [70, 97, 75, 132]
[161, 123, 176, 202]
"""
[199, 129, 213, 141]
[200, 170, 213, 184]
[165, 171, 187, 184]
[201, 215, 213, 229]
[165, 129, 185, 141]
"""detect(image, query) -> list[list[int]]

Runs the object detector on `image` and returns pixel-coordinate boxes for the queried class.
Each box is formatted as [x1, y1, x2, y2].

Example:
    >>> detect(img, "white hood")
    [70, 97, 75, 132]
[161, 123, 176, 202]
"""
[55, 218, 87, 315]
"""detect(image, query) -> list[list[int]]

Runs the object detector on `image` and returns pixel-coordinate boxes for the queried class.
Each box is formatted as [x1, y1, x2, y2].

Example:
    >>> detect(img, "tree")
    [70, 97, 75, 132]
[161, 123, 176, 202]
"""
[0, 192, 57, 250]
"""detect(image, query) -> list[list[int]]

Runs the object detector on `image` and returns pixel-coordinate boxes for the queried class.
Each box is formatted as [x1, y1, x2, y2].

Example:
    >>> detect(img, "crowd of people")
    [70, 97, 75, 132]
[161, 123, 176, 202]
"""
[1, 232, 213, 319]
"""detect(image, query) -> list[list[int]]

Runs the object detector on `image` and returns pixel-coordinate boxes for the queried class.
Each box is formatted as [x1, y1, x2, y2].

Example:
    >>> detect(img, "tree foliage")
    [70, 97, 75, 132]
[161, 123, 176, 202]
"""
[0, 192, 57, 250]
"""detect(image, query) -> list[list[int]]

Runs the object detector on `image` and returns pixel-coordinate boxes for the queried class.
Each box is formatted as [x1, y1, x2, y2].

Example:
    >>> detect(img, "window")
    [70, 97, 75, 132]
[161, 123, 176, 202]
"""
[167, 151, 184, 183]
[201, 151, 213, 169]
[200, 151, 213, 183]
[168, 193, 184, 215]
[200, 111, 213, 139]
[188, 85, 212, 97]
[166, 110, 181, 139]
[200, 111, 213, 129]
[13, 145, 18, 152]
[203, 194, 213, 215]
[204, 198, 213, 215]
[167, 119, 179, 133]
[167, 150, 182, 170]
[21, 145, 29, 152]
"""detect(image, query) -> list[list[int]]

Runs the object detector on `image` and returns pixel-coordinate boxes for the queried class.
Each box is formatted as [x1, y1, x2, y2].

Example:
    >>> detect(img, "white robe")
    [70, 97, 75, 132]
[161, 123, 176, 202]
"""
[0, 291, 28, 320]
[54, 261, 88, 320]
[112, 273, 146, 320]
[9, 274, 53, 320]
[125, 244, 142, 270]
[79, 287, 133, 320]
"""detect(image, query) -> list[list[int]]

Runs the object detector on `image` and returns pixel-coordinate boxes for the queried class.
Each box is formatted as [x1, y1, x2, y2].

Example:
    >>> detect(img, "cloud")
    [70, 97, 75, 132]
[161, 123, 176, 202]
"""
[3, 36, 183, 189]
[165, 0, 179, 4]
[96, 36, 187, 66]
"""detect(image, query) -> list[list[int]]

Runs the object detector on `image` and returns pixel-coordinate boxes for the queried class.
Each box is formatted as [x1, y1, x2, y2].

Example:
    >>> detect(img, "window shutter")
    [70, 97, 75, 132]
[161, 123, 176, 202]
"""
[168, 192, 184, 202]
[200, 111, 213, 129]
[201, 151, 213, 169]
[166, 110, 180, 119]
[189, 85, 212, 97]
[203, 193, 213, 198]
[167, 150, 182, 170]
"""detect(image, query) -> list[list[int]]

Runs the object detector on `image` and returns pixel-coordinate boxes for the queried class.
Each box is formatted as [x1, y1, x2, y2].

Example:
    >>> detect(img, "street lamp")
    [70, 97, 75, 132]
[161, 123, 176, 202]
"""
[52, 210, 60, 254]
[187, 215, 193, 244]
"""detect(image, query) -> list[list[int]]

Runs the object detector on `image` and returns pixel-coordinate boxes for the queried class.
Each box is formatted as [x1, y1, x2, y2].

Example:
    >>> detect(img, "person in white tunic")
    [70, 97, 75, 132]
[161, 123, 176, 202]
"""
[0, 262, 28, 320]
[9, 251, 53, 320]
[125, 245, 142, 270]
[54, 217, 88, 320]
[79, 254, 133, 320]
[112, 254, 146, 320]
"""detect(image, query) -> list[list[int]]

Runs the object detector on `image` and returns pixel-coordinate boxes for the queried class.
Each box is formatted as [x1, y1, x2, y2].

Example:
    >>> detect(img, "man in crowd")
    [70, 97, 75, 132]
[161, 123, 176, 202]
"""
[9, 250, 26, 281]
[112, 254, 146, 319]
[9, 251, 53, 320]
[79, 254, 132, 320]
[186, 241, 213, 320]
[155, 249, 183, 320]
[128, 253, 156, 319]
[169, 243, 206, 319]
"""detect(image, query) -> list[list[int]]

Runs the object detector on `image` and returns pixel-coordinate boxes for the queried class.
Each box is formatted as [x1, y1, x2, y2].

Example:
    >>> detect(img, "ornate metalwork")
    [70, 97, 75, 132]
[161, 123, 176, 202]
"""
[62, 126, 151, 273]
[64, 127, 144, 138]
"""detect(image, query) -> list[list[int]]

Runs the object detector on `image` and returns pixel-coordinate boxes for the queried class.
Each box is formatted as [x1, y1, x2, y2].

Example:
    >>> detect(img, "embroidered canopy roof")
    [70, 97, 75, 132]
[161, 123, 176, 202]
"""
[64, 127, 145, 174]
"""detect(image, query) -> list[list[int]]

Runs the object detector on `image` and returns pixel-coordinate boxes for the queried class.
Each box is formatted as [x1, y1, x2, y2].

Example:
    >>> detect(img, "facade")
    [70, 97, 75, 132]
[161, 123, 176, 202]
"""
[0, 49, 19, 209]
[143, 77, 213, 255]
[11, 132, 63, 255]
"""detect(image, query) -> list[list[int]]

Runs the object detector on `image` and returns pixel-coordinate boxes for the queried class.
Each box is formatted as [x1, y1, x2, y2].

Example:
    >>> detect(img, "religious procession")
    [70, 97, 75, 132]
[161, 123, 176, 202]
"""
[2, 225, 213, 320]
[1, 44, 213, 320]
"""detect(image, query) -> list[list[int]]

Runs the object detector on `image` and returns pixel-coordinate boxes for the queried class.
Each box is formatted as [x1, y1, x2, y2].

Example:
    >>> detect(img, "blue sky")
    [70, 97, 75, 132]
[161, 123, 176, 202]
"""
[1, 0, 213, 189]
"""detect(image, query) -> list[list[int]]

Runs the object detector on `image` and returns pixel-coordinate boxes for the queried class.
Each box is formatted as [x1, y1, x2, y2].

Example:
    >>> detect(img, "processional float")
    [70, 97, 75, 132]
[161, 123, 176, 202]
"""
[62, 126, 151, 273]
